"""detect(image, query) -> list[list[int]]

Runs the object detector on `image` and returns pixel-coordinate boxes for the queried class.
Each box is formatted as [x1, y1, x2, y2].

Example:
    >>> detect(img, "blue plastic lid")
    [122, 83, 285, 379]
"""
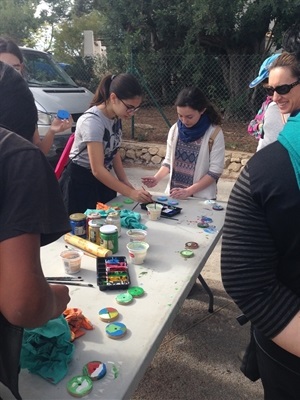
[57, 109, 70, 119]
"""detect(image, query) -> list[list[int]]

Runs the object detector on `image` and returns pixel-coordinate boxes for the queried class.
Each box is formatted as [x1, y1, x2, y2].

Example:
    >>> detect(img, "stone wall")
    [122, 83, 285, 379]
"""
[120, 140, 253, 179]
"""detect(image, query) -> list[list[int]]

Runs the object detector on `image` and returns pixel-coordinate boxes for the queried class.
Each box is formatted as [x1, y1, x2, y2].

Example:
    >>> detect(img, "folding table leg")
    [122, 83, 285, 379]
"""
[197, 274, 214, 313]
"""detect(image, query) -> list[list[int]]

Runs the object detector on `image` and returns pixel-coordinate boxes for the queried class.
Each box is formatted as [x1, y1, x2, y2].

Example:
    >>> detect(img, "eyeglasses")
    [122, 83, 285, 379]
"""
[118, 98, 140, 113]
[264, 79, 300, 96]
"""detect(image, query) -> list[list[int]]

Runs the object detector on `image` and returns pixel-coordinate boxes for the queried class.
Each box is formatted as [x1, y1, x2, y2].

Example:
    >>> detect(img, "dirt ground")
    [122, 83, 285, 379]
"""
[122, 106, 257, 154]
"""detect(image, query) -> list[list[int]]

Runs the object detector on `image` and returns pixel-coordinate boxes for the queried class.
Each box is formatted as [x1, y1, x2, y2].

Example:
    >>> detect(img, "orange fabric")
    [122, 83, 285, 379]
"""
[96, 202, 110, 210]
[63, 308, 93, 341]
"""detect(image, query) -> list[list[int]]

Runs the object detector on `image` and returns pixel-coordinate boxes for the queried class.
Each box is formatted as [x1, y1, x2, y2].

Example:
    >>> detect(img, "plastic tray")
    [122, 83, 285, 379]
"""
[96, 256, 130, 291]
[140, 201, 182, 217]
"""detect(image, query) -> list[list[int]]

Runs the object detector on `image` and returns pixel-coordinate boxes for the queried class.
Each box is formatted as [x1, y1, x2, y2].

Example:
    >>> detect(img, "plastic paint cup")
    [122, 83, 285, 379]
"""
[60, 250, 83, 274]
[126, 241, 149, 265]
[146, 203, 163, 221]
[126, 229, 148, 242]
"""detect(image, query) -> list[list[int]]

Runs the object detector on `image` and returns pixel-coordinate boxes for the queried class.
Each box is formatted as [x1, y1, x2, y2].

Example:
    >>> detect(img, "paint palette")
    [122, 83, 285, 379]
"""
[96, 256, 130, 291]
[140, 201, 182, 217]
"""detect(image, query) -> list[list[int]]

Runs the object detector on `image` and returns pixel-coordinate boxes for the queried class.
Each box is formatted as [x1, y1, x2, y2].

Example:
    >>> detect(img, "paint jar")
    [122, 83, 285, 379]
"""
[60, 249, 83, 274]
[146, 203, 163, 221]
[88, 219, 103, 245]
[86, 212, 102, 231]
[126, 229, 147, 242]
[100, 225, 118, 254]
[69, 213, 86, 238]
[126, 241, 149, 265]
[105, 211, 121, 237]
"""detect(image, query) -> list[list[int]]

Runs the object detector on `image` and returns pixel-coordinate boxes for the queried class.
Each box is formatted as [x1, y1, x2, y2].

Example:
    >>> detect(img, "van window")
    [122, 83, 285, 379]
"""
[22, 50, 77, 88]
[19, 48, 94, 168]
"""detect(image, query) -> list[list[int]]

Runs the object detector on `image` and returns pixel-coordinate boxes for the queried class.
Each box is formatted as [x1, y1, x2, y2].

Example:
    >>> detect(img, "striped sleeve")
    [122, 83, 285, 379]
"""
[221, 165, 300, 338]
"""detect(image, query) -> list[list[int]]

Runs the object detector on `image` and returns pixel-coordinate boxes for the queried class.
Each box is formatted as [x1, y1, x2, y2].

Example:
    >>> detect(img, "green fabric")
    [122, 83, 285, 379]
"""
[120, 209, 147, 229]
[20, 315, 74, 384]
[278, 112, 300, 189]
[85, 208, 114, 218]
[85, 208, 147, 229]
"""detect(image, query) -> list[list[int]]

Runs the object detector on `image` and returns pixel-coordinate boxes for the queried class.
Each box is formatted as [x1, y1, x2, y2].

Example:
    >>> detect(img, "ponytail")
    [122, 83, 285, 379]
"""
[91, 73, 142, 106]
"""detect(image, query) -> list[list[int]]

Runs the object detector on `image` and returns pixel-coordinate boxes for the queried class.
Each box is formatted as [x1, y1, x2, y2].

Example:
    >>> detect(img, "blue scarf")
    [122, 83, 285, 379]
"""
[178, 113, 211, 143]
[278, 110, 300, 189]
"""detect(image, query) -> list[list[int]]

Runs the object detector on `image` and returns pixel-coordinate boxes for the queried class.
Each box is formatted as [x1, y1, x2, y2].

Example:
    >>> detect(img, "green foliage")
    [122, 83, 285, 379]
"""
[63, 55, 109, 93]
[40, 0, 73, 23]
[73, 0, 94, 16]
[0, 0, 72, 47]
[2, 0, 300, 123]
[91, 0, 300, 121]
[52, 11, 105, 60]
[0, 0, 39, 43]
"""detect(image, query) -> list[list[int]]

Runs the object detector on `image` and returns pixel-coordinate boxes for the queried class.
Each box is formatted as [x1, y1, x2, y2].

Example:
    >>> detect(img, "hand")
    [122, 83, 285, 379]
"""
[170, 187, 191, 199]
[141, 176, 158, 188]
[50, 115, 74, 135]
[50, 284, 70, 319]
[132, 188, 153, 203]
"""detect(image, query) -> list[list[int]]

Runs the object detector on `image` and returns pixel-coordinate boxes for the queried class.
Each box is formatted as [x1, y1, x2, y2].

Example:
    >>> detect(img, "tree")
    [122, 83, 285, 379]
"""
[52, 11, 105, 60]
[52, 10, 107, 92]
[0, 0, 40, 44]
[90, 0, 300, 119]
[0, 0, 72, 48]
[33, 0, 74, 50]
[181, 0, 300, 116]
[73, 0, 94, 16]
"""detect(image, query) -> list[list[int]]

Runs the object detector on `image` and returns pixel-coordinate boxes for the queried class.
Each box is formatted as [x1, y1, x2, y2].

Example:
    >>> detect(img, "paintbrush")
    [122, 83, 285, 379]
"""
[142, 186, 154, 204]
[131, 202, 140, 211]
[160, 215, 179, 221]
[48, 281, 94, 288]
[46, 277, 84, 281]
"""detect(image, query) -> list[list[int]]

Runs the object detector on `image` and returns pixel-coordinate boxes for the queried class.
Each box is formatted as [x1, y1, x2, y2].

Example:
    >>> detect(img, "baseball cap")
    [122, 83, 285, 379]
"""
[249, 53, 281, 88]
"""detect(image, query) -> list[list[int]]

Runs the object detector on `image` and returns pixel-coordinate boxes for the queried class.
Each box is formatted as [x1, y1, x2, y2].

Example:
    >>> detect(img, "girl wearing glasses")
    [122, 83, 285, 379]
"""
[61, 73, 152, 214]
[142, 86, 225, 200]
[222, 51, 300, 400]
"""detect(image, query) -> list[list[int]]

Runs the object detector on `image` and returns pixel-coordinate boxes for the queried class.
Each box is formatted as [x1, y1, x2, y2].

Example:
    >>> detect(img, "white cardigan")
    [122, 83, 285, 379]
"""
[162, 123, 225, 199]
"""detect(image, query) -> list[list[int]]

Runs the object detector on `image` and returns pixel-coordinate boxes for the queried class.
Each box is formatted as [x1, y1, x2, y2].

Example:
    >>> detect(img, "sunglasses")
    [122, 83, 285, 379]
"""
[118, 98, 140, 114]
[264, 79, 300, 96]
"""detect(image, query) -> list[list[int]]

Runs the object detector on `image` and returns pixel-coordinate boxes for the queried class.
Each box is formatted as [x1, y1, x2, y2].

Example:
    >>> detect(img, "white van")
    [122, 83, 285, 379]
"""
[20, 47, 94, 166]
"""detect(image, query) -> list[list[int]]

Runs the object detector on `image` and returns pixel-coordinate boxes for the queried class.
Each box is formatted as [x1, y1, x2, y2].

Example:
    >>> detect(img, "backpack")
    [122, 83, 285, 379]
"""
[208, 126, 221, 153]
[247, 96, 272, 140]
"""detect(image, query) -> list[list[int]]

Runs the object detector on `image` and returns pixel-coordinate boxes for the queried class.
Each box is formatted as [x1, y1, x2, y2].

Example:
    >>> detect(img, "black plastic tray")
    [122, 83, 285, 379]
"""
[140, 201, 182, 217]
[96, 256, 130, 291]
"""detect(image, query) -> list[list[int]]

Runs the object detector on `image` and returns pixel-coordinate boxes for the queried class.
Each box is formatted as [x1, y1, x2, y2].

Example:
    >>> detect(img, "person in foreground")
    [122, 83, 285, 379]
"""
[0, 62, 70, 399]
[142, 86, 225, 200]
[60, 73, 152, 214]
[221, 51, 300, 400]
[0, 36, 73, 155]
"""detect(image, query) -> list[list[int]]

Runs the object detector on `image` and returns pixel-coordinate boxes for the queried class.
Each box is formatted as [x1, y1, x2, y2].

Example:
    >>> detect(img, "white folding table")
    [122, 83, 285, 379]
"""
[1, 195, 226, 400]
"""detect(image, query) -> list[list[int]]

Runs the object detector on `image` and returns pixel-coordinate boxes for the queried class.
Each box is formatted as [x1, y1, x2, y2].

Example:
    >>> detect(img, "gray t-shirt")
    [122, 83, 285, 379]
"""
[70, 106, 122, 170]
